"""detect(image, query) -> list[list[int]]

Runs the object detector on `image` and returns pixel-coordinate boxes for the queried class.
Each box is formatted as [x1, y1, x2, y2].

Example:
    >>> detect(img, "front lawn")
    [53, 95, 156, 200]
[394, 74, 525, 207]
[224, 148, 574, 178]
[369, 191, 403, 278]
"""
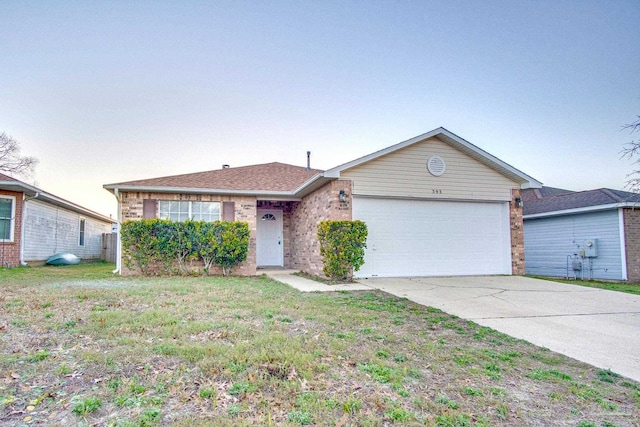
[531, 275, 640, 296]
[1, 264, 639, 426]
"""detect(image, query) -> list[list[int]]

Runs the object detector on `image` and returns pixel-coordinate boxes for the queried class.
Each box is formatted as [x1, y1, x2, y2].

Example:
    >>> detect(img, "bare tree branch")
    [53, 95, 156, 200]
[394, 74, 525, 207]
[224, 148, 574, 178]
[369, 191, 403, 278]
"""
[620, 115, 640, 192]
[0, 132, 38, 177]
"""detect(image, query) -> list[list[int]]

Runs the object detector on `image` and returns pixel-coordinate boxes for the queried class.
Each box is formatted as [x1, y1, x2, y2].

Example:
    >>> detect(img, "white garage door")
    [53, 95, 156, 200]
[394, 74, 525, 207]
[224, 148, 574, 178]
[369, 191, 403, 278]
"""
[353, 197, 512, 277]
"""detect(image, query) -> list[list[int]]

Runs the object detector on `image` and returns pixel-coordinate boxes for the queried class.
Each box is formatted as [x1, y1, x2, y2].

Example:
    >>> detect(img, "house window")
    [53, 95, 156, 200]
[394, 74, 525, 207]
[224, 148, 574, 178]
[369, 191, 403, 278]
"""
[0, 196, 15, 242]
[79, 218, 86, 246]
[158, 201, 221, 222]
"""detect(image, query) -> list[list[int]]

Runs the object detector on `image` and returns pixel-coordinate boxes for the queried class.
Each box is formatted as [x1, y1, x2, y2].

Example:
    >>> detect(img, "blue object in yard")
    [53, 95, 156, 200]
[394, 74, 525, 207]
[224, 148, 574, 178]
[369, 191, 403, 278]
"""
[46, 253, 81, 266]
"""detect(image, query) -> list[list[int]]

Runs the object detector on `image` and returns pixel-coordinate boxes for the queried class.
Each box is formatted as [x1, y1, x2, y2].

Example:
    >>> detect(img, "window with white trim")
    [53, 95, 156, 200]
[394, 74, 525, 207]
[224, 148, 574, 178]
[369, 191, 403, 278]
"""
[0, 195, 15, 242]
[158, 201, 221, 222]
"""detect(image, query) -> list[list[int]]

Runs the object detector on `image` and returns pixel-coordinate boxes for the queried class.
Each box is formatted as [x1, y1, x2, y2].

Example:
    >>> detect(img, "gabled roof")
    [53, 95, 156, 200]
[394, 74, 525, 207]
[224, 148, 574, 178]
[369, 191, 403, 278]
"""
[104, 162, 324, 198]
[523, 186, 640, 217]
[324, 127, 542, 189]
[0, 172, 113, 223]
[104, 128, 542, 198]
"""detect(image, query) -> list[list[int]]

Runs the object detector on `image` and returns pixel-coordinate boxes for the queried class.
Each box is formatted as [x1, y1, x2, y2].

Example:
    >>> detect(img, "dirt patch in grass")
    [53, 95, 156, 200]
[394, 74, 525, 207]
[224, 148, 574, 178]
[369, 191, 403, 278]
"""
[1, 265, 639, 426]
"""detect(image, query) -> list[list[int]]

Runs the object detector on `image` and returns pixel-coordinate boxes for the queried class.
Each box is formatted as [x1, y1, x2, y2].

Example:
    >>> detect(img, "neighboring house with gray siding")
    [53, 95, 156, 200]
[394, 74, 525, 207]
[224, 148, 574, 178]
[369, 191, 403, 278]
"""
[523, 187, 640, 282]
[0, 172, 114, 267]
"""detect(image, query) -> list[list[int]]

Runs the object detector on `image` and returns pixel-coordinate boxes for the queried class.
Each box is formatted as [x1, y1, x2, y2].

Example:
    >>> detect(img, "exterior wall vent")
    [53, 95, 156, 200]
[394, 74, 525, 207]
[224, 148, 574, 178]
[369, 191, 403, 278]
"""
[427, 155, 446, 176]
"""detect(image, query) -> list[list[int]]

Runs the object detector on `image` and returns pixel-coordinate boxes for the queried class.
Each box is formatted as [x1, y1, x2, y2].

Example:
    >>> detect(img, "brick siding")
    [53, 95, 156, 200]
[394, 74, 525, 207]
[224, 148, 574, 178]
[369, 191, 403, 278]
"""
[290, 180, 352, 277]
[623, 208, 640, 283]
[510, 188, 525, 275]
[0, 190, 23, 268]
[119, 192, 257, 276]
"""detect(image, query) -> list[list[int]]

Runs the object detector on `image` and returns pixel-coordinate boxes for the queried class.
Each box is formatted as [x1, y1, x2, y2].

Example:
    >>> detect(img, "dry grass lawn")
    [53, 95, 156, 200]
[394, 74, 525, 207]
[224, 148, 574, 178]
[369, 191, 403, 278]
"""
[1, 263, 639, 426]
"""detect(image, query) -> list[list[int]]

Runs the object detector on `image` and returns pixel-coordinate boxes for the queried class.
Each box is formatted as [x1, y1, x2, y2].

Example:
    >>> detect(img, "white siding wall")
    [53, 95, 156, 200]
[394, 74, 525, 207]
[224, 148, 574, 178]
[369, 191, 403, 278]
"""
[524, 210, 623, 280]
[23, 199, 112, 261]
[341, 137, 518, 201]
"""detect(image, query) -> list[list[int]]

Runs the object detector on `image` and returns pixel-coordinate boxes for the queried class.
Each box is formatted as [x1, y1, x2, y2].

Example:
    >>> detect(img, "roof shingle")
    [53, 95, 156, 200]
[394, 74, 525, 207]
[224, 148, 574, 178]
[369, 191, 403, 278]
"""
[106, 162, 323, 193]
[523, 187, 640, 215]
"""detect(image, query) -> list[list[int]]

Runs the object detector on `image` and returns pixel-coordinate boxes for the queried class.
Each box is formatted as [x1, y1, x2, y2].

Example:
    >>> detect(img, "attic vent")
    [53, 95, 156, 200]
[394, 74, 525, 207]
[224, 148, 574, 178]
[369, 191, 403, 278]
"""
[427, 156, 446, 177]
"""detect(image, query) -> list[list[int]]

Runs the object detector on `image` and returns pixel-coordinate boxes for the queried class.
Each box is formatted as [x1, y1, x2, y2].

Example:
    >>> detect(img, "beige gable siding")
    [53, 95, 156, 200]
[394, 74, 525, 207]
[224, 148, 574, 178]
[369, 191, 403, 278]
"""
[341, 137, 519, 201]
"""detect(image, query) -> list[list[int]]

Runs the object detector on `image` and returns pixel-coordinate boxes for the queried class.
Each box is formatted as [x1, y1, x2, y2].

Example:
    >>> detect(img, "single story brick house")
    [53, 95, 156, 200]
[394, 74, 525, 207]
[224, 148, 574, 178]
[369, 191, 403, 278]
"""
[0, 172, 114, 267]
[523, 186, 640, 282]
[104, 128, 541, 278]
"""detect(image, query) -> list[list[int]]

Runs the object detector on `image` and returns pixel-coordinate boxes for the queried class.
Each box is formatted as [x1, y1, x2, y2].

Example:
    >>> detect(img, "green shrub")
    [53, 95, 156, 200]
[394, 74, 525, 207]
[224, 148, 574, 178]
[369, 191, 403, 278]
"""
[317, 220, 367, 281]
[121, 219, 249, 276]
[198, 221, 249, 276]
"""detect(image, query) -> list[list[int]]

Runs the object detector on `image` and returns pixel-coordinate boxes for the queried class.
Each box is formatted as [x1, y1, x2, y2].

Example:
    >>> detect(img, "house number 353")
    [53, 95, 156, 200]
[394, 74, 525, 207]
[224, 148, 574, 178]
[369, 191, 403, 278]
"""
[432, 189, 442, 194]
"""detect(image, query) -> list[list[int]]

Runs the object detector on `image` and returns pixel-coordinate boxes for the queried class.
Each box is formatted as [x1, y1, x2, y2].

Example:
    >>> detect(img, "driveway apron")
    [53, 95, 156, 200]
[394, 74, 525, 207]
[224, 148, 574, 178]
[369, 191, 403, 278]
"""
[361, 276, 640, 382]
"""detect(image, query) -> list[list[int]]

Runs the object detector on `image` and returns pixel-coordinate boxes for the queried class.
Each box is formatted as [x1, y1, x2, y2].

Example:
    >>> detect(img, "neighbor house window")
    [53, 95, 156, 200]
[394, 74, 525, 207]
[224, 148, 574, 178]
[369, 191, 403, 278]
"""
[0, 196, 15, 242]
[158, 201, 221, 222]
[79, 218, 86, 246]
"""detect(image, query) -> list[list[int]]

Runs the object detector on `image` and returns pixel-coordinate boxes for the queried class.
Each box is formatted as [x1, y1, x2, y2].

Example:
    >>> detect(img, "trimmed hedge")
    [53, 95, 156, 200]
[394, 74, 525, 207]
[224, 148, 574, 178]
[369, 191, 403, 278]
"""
[317, 220, 368, 282]
[120, 219, 249, 276]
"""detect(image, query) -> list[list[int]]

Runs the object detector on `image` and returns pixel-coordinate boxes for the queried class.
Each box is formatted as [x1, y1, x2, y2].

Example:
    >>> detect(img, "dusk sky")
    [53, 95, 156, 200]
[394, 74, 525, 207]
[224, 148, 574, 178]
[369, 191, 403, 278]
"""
[2, 1, 639, 218]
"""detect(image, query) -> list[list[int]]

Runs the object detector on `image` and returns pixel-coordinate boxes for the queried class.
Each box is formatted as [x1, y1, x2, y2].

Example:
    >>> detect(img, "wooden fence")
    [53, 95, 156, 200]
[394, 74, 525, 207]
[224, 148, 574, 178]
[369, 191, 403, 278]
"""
[102, 233, 117, 263]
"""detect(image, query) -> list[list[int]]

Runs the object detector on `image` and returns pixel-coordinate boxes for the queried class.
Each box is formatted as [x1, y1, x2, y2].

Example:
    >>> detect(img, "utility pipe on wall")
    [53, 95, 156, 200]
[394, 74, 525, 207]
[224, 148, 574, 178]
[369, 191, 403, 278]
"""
[111, 188, 122, 275]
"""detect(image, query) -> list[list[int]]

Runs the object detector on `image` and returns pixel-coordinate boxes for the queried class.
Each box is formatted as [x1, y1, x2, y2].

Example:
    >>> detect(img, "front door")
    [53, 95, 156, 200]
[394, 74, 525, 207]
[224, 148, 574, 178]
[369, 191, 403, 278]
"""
[256, 210, 283, 266]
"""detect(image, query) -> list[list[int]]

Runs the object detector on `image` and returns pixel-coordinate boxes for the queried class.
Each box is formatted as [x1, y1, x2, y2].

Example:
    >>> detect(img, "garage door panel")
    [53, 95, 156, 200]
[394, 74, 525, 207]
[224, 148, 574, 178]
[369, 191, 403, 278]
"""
[353, 198, 511, 277]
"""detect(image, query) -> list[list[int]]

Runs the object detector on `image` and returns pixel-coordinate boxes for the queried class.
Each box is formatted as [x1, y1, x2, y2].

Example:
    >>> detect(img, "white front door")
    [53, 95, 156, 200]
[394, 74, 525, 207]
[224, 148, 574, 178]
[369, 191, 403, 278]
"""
[256, 210, 283, 266]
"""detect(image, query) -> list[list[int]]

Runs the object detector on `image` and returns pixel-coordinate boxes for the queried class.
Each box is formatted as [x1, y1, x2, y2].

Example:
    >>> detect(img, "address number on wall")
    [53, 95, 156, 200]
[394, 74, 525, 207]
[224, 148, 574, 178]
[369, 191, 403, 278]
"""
[432, 189, 442, 194]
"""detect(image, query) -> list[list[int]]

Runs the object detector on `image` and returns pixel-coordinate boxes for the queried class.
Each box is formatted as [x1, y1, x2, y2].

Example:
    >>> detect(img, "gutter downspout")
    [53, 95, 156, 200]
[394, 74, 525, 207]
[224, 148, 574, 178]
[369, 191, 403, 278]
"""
[20, 192, 40, 266]
[111, 188, 122, 274]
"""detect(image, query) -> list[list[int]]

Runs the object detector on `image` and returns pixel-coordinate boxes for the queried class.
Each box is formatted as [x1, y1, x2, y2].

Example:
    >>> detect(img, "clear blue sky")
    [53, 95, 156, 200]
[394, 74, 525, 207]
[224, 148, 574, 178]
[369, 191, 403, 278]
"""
[2, 0, 639, 218]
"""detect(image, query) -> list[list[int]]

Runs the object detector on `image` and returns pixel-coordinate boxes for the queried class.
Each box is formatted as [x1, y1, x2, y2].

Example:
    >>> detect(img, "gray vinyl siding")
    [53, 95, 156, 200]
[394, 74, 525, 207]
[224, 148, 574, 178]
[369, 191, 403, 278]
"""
[524, 210, 623, 280]
[23, 199, 112, 261]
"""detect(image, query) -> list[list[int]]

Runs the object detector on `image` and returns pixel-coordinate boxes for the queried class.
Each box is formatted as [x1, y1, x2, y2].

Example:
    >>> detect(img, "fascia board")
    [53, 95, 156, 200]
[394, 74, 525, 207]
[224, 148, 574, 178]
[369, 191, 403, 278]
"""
[32, 192, 114, 223]
[105, 184, 298, 198]
[291, 173, 334, 197]
[0, 180, 39, 196]
[1, 180, 113, 223]
[322, 127, 542, 188]
[523, 202, 640, 219]
[323, 128, 445, 178]
[436, 129, 543, 188]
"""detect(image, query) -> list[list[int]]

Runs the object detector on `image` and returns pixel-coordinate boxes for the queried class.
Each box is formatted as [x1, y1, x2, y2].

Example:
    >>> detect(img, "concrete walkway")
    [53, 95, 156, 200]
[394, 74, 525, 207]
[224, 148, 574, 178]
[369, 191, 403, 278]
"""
[261, 269, 372, 292]
[264, 270, 640, 382]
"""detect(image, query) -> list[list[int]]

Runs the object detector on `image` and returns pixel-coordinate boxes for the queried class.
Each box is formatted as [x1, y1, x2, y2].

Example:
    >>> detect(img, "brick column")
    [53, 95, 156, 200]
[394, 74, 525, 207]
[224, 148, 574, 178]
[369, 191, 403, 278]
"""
[510, 188, 525, 275]
[623, 208, 640, 283]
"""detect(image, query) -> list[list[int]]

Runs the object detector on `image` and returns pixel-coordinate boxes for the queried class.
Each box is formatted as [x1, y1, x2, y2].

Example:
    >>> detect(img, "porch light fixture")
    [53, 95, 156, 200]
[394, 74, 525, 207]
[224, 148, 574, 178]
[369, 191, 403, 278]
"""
[339, 190, 348, 203]
[515, 197, 523, 208]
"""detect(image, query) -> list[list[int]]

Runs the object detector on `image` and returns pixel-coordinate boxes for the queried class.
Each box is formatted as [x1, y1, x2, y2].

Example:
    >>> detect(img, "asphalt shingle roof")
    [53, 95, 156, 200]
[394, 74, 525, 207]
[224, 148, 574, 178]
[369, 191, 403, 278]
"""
[523, 186, 640, 215]
[107, 162, 323, 193]
[0, 172, 20, 182]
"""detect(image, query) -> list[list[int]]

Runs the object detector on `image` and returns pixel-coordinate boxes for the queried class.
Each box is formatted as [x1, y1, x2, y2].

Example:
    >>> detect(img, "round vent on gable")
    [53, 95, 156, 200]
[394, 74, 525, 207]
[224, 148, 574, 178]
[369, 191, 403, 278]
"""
[427, 156, 446, 176]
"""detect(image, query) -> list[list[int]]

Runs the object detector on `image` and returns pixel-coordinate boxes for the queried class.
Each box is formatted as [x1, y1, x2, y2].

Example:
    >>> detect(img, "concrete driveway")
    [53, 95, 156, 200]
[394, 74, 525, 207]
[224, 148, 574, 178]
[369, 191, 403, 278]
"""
[361, 276, 640, 382]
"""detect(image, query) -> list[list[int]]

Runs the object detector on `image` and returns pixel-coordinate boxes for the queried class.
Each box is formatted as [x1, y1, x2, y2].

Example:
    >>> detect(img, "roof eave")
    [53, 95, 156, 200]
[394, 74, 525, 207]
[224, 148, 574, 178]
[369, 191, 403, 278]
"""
[2, 181, 113, 223]
[106, 171, 333, 201]
[292, 173, 335, 197]
[0, 180, 40, 197]
[523, 202, 640, 219]
[323, 127, 542, 188]
[104, 184, 305, 200]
